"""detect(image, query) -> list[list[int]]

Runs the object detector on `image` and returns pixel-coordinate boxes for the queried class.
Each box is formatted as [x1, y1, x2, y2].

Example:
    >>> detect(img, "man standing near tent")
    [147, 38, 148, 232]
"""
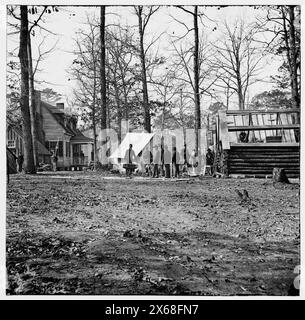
[124, 144, 136, 178]
[160, 145, 165, 177]
[172, 147, 180, 178]
[163, 145, 171, 178]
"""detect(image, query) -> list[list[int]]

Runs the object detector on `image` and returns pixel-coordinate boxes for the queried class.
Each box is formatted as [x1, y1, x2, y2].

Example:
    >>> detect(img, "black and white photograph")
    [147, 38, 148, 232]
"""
[4, 2, 301, 297]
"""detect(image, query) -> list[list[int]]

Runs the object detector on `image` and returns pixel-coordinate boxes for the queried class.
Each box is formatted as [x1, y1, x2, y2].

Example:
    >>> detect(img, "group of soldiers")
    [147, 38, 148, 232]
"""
[124, 144, 215, 178]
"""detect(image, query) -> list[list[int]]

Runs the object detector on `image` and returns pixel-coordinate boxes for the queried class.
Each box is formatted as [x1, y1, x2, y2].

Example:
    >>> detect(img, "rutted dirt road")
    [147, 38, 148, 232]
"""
[6, 172, 300, 295]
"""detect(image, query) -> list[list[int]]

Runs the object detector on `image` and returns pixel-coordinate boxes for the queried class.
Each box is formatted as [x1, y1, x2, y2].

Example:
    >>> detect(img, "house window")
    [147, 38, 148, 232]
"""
[58, 141, 63, 157]
[8, 128, 13, 140]
[66, 141, 70, 157]
[7, 140, 15, 148]
[45, 140, 63, 157]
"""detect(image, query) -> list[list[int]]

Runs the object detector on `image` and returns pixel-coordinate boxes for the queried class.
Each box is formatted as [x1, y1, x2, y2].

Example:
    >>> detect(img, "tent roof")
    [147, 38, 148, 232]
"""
[110, 132, 155, 159]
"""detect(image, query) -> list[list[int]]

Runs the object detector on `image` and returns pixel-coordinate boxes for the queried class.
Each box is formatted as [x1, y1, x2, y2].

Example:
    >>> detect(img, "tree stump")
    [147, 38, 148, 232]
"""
[272, 168, 290, 183]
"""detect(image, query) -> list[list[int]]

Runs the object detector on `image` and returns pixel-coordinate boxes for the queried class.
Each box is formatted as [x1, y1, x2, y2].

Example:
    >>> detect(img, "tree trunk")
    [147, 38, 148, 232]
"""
[92, 121, 97, 170]
[100, 5, 108, 165]
[238, 89, 245, 110]
[92, 58, 97, 170]
[114, 82, 122, 143]
[137, 7, 151, 133]
[193, 5, 200, 152]
[122, 78, 129, 122]
[288, 6, 300, 110]
[28, 33, 39, 167]
[226, 85, 230, 109]
[100, 5, 107, 130]
[272, 168, 290, 183]
[18, 6, 35, 174]
[236, 72, 245, 110]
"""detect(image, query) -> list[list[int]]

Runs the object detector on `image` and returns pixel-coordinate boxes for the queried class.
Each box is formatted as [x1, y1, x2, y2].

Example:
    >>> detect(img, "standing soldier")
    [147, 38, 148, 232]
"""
[17, 152, 24, 173]
[206, 147, 215, 175]
[172, 147, 180, 178]
[152, 146, 160, 178]
[163, 145, 171, 178]
[51, 151, 58, 172]
[124, 144, 136, 178]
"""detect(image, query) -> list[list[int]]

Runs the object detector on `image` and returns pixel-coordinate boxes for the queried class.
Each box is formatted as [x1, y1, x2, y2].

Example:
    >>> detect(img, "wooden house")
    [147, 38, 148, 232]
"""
[6, 91, 94, 170]
[6, 120, 51, 164]
[214, 108, 300, 178]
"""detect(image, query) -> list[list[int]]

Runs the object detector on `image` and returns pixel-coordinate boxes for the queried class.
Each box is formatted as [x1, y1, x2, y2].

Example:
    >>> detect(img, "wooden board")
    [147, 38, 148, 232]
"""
[230, 143, 299, 147]
[226, 109, 300, 115]
[228, 124, 299, 131]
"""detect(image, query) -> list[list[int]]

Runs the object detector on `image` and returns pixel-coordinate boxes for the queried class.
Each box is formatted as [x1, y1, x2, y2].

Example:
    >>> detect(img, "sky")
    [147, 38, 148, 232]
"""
[6, 5, 284, 110]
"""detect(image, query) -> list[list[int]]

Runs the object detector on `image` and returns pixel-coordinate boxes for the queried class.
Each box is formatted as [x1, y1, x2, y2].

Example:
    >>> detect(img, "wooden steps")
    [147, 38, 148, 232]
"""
[228, 144, 300, 178]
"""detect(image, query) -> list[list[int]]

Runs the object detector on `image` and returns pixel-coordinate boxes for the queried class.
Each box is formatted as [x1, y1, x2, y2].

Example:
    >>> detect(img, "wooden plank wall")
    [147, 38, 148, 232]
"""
[41, 105, 65, 140]
[41, 105, 73, 168]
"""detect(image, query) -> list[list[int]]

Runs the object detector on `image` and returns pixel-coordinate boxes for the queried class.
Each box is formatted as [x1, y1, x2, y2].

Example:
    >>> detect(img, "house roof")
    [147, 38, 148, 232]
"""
[7, 121, 51, 155]
[41, 101, 77, 136]
[7, 121, 23, 137]
[8, 101, 91, 149]
[70, 130, 94, 143]
[41, 101, 65, 114]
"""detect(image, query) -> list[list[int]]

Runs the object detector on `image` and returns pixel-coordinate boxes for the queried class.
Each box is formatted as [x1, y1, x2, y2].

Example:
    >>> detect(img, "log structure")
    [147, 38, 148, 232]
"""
[215, 109, 300, 178]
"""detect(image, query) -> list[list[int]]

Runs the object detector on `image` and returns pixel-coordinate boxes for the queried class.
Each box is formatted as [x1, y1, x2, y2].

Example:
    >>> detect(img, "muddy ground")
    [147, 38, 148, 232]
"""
[6, 172, 300, 296]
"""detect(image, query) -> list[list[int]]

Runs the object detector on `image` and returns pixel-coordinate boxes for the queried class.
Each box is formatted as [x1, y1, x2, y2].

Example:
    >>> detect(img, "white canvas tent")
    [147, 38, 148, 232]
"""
[110, 132, 155, 159]
[109, 130, 208, 174]
[109, 132, 155, 173]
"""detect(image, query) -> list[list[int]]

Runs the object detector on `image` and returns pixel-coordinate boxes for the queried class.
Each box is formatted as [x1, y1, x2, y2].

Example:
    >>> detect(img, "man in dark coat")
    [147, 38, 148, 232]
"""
[172, 147, 180, 178]
[206, 148, 215, 175]
[17, 152, 24, 173]
[124, 144, 136, 177]
[153, 146, 161, 178]
[163, 145, 171, 178]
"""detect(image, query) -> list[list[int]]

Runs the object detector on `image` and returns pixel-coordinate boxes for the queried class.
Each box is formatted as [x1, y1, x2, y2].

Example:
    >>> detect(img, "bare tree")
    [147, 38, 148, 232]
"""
[213, 19, 265, 110]
[100, 6, 107, 131]
[8, 5, 58, 168]
[287, 6, 300, 109]
[193, 6, 200, 150]
[71, 20, 100, 169]
[106, 25, 139, 141]
[150, 70, 178, 130]
[134, 5, 160, 133]
[258, 6, 300, 110]
[27, 6, 49, 166]
[171, 5, 219, 150]
[40, 88, 62, 104]
[18, 5, 35, 173]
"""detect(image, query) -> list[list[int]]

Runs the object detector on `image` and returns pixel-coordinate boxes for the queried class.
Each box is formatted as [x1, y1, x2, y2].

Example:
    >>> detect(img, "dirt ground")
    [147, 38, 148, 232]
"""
[6, 171, 300, 296]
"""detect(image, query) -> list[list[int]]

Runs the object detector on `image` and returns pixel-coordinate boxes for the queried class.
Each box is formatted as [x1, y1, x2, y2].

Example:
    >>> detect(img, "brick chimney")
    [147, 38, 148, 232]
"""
[34, 90, 45, 143]
[34, 90, 41, 114]
[56, 103, 64, 110]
